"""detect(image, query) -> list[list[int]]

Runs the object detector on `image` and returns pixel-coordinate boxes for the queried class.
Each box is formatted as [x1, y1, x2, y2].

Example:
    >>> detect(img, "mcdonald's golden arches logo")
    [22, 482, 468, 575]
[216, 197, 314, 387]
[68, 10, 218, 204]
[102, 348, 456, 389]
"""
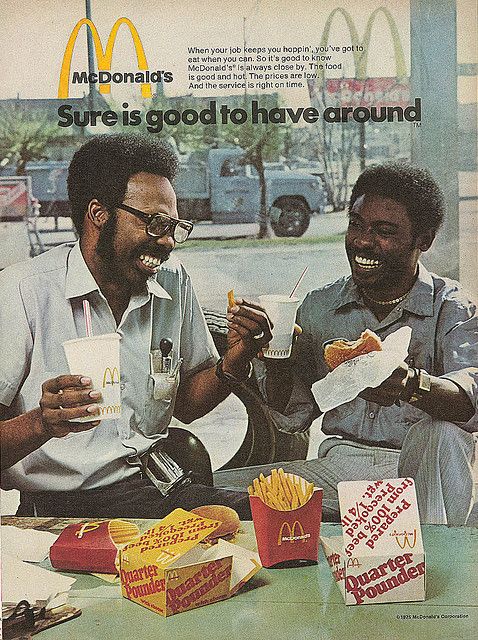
[347, 557, 361, 568]
[75, 522, 101, 538]
[102, 366, 120, 387]
[277, 520, 309, 545]
[58, 17, 152, 99]
[394, 529, 417, 549]
[99, 405, 121, 416]
[315, 7, 406, 81]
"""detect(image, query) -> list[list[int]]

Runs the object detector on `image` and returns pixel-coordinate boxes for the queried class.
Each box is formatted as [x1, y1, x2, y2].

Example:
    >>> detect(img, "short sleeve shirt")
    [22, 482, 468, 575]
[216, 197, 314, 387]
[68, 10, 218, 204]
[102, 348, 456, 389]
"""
[0, 243, 219, 491]
[288, 263, 478, 447]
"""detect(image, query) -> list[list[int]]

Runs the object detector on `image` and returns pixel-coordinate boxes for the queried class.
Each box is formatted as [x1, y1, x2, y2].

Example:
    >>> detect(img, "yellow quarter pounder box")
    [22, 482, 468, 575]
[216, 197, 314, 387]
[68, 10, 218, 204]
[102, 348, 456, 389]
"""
[119, 508, 261, 616]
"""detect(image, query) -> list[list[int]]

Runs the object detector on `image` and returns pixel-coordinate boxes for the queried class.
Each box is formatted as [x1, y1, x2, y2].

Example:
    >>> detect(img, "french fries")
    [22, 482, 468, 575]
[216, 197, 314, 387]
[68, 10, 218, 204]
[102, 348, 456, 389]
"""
[248, 468, 314, 510]
[227, 289, 235, 308]
[108, 519, 140, 546]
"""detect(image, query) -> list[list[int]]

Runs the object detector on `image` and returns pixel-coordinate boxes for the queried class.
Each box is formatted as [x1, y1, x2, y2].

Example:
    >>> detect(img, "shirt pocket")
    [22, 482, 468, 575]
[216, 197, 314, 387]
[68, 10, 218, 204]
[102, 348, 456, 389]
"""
[136, 371, 180, 438]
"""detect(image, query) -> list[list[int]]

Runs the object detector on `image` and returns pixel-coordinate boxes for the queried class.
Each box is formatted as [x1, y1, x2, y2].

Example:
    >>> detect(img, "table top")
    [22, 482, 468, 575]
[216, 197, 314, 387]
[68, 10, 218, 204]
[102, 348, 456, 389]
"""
[3, 517, 477, 640]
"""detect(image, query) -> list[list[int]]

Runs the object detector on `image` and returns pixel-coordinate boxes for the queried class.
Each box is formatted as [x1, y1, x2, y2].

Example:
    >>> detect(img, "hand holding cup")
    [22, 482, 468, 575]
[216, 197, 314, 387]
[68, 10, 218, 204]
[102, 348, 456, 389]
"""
[39, 375, 102, 438]
[225, 292, 273, 371]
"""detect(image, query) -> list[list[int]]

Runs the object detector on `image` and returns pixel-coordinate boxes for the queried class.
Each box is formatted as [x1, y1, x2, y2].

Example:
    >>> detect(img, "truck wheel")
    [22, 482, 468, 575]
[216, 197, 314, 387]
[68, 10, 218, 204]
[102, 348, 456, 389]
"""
[271, 198, 310, 237]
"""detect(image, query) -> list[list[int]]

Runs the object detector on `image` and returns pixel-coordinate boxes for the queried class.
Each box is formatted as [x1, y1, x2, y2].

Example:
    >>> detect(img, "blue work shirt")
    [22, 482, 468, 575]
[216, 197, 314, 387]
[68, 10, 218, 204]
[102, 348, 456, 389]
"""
[269, 263, 478, 447]
[0, 242, 218, 491]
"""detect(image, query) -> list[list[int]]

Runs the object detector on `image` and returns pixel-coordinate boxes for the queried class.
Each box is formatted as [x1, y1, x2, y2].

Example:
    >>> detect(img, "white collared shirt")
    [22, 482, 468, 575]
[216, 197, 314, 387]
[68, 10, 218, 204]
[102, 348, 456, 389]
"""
[0, 242, 218, 491]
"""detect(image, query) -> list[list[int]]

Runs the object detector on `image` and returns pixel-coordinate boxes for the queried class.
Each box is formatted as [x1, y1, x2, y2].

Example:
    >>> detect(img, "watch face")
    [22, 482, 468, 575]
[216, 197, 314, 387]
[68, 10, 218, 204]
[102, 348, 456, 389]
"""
[409, 370, 431, 404]
[418, 371, 432, 393]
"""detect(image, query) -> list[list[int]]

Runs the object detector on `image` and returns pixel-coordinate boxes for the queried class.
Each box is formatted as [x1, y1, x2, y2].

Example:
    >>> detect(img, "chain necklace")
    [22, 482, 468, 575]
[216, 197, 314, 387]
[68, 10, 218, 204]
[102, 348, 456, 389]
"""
[361, 288, 411, 306]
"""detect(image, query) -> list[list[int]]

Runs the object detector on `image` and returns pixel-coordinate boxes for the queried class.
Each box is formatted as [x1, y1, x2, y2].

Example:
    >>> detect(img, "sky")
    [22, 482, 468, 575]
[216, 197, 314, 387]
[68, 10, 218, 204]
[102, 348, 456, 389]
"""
[1, 1, 475, 105]
[2, 0, 412, 103]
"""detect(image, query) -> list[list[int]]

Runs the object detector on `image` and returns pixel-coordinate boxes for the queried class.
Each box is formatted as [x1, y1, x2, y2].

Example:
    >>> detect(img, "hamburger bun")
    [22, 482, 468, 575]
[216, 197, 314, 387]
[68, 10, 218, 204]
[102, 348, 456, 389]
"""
[190, 505, 241, 544]
[324, 329, 382, 370]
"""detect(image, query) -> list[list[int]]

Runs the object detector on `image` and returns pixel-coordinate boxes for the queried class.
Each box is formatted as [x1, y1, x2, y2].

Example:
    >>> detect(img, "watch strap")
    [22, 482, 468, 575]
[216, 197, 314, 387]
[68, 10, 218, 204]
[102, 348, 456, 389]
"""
[215, 357, 253, 385]
[409, 369, 432, 403]
[400, 367, 419, 403]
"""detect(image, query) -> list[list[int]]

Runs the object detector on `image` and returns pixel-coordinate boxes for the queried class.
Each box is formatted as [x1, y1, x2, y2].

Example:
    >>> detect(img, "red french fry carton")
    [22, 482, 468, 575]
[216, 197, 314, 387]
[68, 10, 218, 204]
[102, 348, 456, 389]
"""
[50, 519, 140, 573]
[250, 486, 323, 568]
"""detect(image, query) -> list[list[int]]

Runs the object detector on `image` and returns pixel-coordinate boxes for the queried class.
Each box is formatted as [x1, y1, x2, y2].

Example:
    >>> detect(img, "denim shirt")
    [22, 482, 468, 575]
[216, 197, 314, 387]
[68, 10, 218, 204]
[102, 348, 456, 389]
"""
[0, 243, 218, 491]
[266, 263, 478, 448]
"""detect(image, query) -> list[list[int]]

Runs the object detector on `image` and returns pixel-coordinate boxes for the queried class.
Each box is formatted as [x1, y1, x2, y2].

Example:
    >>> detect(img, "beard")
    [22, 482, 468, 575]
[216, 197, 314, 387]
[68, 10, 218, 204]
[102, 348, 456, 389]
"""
[96, 216, 172, 295]
[345, 240, 418, 296]
[96, 214, 118, 266]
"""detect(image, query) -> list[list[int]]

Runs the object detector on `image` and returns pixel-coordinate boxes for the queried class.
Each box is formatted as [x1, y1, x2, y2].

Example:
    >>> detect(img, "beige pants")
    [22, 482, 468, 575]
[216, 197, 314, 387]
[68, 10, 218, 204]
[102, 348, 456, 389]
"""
[214, 418, 478, 526]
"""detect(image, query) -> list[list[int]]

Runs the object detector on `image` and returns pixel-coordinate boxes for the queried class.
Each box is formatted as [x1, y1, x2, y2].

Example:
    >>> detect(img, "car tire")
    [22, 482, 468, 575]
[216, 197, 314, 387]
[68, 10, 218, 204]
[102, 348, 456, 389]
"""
[271, 198, 311, 237]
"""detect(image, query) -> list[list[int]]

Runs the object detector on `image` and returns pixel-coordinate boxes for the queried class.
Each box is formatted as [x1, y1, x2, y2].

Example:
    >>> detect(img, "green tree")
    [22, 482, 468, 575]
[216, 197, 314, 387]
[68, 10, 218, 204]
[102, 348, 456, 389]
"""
[111, 92, 217, 154]
[0, 107, 65, 175]
[218, 94, 288, 238]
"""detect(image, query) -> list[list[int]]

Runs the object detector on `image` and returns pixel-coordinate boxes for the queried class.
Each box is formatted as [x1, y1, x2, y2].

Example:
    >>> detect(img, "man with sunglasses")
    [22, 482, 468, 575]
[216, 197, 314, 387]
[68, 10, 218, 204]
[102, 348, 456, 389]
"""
[0, 133, 271, 518]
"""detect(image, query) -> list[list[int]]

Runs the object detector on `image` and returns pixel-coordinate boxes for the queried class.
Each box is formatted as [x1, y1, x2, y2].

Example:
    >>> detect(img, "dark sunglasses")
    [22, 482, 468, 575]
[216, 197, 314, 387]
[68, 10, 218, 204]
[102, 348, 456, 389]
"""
[116, 203, 194, 243]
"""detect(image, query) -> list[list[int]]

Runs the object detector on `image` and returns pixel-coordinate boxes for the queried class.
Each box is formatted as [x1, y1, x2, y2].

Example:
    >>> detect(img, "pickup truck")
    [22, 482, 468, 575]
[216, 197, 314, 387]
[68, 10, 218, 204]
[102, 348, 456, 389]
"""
[175, 147, 326, 236]
[1, 147, 326, 237]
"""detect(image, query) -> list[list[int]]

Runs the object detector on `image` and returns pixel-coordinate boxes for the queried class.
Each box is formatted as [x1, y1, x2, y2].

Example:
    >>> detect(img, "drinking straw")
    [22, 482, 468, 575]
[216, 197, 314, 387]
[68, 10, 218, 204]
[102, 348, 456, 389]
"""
[289, 266, 309, 298]
[83, 299, 92, 337]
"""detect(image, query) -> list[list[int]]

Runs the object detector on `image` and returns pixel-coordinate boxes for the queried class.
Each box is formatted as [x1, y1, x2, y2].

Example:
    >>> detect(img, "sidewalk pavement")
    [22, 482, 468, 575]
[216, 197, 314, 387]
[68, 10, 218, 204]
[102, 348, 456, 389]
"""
[189, 210, 348, 240]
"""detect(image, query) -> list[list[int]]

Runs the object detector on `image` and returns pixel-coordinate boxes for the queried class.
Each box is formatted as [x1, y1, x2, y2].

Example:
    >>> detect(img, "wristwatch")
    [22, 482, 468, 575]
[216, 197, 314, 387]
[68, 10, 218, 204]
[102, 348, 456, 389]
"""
[215, 357, 253, 385]
[409, 369, 432, 403]
[401, 367, 432, 404]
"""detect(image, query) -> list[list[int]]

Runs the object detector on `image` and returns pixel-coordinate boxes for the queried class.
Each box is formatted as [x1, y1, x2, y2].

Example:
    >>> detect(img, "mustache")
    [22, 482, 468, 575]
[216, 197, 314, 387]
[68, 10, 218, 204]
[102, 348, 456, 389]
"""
[140, 245, 172, 263]
[346, 246, 383, 262]
[354, 252, 382, 261]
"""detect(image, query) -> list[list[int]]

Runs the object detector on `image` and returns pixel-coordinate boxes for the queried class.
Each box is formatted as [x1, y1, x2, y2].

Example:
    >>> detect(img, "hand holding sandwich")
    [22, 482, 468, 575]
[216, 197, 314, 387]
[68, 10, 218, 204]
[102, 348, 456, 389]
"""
[359, 362, 410, 406]
[325, 331, 474, 420]
[324, 330, 410, 407]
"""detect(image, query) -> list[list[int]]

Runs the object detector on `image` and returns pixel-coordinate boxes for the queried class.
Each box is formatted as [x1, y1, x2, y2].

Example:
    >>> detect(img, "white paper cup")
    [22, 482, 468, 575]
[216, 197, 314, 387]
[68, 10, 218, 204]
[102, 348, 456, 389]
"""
[62, 333, 121, 422]
[258, 295, 299, 359]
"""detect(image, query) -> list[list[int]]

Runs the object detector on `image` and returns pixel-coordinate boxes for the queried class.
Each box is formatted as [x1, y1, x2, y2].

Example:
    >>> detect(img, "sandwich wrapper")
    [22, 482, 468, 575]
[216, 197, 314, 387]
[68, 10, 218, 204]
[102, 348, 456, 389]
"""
[250, 489, 323, 568]
[321, 478, 426, 606]
[312, 326, 412, 413]
[118, 508, 261, 616]
[50, 519, 140, 574]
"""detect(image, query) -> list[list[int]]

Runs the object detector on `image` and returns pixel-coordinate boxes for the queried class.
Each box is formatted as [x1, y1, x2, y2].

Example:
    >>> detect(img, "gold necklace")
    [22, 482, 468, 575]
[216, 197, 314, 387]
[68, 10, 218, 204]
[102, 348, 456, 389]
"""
[361, 289, 411, 306]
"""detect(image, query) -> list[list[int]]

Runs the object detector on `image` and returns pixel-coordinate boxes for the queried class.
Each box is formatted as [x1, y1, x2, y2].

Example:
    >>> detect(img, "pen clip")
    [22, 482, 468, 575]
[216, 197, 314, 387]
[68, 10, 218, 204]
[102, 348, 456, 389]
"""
[170, 358, 183, 379]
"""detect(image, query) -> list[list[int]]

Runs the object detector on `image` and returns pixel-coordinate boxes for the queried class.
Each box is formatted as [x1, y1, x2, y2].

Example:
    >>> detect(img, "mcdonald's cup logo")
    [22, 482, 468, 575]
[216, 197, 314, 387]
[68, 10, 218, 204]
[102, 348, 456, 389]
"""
[58, 17, 158, 99]
[99, 404, 121, 416]
[102, 366, 120, 387]
[277, 521, 310, 545]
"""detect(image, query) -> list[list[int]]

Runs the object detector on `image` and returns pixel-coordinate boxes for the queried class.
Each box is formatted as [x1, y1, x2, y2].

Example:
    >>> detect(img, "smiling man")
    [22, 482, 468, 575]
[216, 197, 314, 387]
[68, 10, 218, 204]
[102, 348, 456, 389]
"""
[0, 133, 271, 518]
[217, 162, 478, 525]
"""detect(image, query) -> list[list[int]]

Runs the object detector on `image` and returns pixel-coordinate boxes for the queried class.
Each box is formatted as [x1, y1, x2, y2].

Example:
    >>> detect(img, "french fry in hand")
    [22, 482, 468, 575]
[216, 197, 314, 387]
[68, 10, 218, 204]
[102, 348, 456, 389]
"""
[227, 289, 235, 308]
[249, 468, 315, 510]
